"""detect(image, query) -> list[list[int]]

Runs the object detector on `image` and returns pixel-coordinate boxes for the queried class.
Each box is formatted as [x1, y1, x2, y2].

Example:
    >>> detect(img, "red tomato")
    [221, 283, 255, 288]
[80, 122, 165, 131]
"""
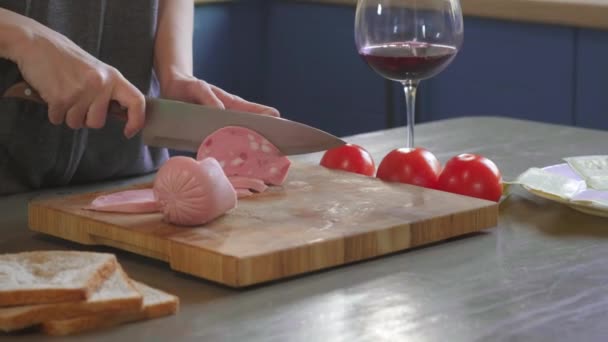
[376, 147, 442, 188]
[437, 153, 502, 202]
[320, 144, 376, 176]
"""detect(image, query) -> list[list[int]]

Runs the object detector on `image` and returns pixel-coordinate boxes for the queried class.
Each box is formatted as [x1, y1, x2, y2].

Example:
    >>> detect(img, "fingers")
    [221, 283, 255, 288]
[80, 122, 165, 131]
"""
[64, 101, 89, 129]
[45, 71, 143, 137]
[111, 78, 145, 138]
[47, 102, 69, 126]
[85, 87, 112, 129]
[189, 80, 225, 109]
[47, 93, 89, 128]
[46, 87, 112, 130]
[163, 77, 278, 116]
[210, 85, 280, 117]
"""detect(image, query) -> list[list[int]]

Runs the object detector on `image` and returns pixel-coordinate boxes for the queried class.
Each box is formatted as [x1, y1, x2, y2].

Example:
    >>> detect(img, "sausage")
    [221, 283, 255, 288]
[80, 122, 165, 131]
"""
[228, 176, 268, 193]
[153, 156, 237, 226]
[235, 188, 254, 198]
[196, 126, 291, 186]
[86, 189, 159, 213]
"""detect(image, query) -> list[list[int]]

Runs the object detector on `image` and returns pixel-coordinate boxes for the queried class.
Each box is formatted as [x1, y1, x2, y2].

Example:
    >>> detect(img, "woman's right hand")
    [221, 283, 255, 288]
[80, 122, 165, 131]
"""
[2, 9, 145, 138]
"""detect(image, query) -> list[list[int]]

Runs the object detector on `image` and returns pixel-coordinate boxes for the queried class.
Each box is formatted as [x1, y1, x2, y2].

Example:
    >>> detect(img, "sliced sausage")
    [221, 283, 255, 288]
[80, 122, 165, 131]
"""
[153, 156, 237, 226]
[86, 189, 159, 214]
[228, 176, 268, 193]
[196, 126, 291, 185]
[235, 188, 253, 198]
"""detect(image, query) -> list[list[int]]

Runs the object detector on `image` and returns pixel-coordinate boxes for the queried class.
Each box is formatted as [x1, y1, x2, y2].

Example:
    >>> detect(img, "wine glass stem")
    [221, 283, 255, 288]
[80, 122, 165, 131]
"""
[402, 80, 419, 148]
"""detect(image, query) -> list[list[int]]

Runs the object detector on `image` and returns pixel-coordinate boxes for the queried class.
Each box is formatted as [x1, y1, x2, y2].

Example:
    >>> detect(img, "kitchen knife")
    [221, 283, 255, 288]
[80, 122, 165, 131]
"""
[2, 82, 346, 155]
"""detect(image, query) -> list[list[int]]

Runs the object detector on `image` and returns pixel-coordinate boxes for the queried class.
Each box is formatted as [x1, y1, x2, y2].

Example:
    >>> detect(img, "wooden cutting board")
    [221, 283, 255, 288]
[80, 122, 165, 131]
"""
[28, 163, 498, 287]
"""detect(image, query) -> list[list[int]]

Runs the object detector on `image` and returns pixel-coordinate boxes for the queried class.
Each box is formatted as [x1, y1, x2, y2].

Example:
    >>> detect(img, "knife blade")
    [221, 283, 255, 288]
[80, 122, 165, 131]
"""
[2, 82, 346, 155]
[143, 97, 346, 155]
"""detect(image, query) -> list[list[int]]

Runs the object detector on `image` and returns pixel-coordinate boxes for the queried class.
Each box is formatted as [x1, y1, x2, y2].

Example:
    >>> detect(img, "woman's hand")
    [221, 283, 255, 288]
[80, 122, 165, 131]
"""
[161, 74, 280, 117]
[152, 1, 279, 119]
[2, 9, 145, 138]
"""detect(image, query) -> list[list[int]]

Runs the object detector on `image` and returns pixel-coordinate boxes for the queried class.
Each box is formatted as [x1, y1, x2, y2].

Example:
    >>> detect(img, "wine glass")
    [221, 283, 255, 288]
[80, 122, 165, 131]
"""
[355, 0, 463, 148]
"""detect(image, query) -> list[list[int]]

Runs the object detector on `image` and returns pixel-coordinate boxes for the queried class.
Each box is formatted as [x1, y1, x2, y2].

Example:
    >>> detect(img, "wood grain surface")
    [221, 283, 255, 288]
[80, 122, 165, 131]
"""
[28, 163, 498, 287]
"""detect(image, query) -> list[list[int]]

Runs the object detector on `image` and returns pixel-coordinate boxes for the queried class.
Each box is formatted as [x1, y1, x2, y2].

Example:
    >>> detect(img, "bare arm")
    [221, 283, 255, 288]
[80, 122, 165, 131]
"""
[154, 0, 280, 116]
[154, 0, 225, 108]
[154, 0, 194, 91]
[0, 8, 35, 62]
[0, 8, 145, 137]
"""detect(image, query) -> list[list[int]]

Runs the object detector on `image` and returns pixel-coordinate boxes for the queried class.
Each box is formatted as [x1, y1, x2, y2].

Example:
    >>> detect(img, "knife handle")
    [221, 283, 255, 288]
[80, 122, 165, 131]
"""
[2, 81, 128, 120]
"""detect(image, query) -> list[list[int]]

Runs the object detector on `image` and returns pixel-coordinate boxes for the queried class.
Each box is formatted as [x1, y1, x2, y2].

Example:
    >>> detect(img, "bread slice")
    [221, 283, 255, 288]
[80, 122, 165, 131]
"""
[42, 281, 179, 336]
[0, 265, 142, 332]
[0, 251, 117, 307]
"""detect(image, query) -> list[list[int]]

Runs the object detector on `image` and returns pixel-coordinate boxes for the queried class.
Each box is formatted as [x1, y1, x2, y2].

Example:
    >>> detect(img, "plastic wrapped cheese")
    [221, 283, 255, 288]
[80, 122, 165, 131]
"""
[571, 189, 608, 207]
[564, 155, 608, 190]
[511, 167, 585, 199]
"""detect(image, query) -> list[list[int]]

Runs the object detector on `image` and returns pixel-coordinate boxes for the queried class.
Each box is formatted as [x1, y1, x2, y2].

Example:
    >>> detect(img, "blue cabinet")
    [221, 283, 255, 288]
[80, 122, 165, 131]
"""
[193, 5, 233, 91]
[264, 3, 388, 136]
[192, 3, 608, 136]
[575, 29, 608, 130]
[194, 2, 388, 137]
[414, 17, 576, 126]
[193, 1, 267, 103]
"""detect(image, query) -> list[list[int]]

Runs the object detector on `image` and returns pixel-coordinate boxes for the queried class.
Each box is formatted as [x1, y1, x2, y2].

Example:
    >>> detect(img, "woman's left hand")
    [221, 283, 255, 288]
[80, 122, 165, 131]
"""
[161, 74, 280, 117]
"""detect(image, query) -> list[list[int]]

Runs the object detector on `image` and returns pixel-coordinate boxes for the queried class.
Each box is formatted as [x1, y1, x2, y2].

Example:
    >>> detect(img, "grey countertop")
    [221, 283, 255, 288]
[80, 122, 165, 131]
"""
[3, 116, 608, 341]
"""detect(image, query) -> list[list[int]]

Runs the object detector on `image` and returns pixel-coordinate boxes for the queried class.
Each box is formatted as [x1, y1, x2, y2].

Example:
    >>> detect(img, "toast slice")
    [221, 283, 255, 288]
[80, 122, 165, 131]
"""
[0, 251, 117, 307]
[42, 281, 179, 336]
[0, 265, 142, 332]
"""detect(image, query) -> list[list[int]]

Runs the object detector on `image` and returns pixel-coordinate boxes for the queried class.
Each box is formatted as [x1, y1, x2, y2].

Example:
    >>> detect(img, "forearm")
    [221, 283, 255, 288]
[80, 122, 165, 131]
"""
[0, 8, 36, 62]
[154, 0, 194, 93]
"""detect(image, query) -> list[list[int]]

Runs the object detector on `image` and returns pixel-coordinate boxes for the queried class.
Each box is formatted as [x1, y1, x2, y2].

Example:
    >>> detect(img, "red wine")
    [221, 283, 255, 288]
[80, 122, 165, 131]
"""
[359, 42, 457, 81]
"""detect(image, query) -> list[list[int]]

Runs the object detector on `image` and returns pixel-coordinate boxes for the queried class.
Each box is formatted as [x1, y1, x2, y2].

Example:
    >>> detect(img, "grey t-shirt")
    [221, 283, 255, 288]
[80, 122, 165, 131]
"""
[0, 0, 169, 195]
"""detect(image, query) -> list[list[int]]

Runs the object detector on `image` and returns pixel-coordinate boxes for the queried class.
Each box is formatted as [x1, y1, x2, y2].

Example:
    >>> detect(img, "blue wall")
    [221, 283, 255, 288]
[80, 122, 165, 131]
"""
[264, 3, 388, 137]
[575, 29, 608, 130]
[193, 1, 267, 103]
[416, 17, 576, 125]
[193, 2, 608, 136]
